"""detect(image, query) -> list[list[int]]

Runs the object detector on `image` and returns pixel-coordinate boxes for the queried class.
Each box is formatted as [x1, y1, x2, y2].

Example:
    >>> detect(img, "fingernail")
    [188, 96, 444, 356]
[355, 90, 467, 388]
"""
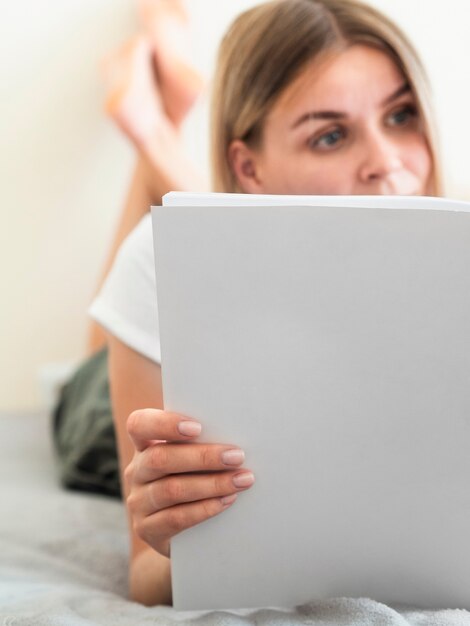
[177, 421, 202, 436]
[232, 471, 255, 488]
[220, 494, 237, 507]
[221, 449, 245, 466]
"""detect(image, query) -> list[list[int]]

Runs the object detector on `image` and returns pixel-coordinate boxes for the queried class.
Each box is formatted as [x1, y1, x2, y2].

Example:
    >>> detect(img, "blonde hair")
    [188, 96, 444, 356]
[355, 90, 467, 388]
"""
[210, 0, 443, 195]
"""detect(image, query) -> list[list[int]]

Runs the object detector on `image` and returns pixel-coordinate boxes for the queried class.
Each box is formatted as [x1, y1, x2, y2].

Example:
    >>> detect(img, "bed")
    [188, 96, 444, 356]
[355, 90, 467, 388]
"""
[1, 411, 469, 625]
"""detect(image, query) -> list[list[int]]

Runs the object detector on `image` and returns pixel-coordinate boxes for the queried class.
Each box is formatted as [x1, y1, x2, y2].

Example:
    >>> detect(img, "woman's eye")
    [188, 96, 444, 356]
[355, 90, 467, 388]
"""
[309, 127, 346, 150]
[387, 104, 418, 127]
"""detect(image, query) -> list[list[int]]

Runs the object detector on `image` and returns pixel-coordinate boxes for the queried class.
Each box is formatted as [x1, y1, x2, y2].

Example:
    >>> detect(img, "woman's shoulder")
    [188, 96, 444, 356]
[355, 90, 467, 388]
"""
[101, 211, 156, 300]
[89, 212, 161, 363]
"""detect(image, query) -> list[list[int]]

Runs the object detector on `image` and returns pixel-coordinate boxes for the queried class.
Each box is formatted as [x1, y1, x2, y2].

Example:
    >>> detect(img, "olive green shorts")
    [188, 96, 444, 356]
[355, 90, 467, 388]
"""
[51, 347, 122, 499]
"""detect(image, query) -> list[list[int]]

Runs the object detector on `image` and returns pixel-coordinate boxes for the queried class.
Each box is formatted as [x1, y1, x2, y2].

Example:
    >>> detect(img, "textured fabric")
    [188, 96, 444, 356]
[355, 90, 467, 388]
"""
[51, 347, 121, 498]
[3, 412, 470, 623]
[88, 213, 161, 364]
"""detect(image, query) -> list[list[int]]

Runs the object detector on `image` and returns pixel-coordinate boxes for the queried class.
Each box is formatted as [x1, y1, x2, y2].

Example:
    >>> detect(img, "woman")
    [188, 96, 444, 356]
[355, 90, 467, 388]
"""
[55, 0, 442, 607]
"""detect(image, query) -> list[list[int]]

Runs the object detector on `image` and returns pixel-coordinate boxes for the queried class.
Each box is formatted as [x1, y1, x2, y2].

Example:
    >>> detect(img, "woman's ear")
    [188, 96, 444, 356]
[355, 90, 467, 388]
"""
[228, 139, 265, 193]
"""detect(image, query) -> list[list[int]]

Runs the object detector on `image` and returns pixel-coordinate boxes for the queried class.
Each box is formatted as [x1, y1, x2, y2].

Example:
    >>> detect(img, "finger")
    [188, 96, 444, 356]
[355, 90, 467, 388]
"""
[127, 408, 202, 451]
[134, 442, 246, 483]
[137, 495, 238, 549]
[132, 469, 255, 516]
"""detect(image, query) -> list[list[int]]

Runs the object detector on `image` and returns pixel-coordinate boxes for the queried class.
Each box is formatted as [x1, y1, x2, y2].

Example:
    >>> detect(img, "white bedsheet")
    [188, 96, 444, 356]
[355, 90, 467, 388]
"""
[1, 412, 469, 625]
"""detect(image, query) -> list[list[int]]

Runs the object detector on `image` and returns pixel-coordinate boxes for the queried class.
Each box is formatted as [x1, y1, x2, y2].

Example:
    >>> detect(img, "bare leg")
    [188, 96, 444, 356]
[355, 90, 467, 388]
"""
[87, 18, 206, 356]
[87, 158, 153, 355]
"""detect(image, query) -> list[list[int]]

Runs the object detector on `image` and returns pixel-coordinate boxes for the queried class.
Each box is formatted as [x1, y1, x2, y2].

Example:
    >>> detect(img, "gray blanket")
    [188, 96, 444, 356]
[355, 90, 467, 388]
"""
[1, 413, 469, 625]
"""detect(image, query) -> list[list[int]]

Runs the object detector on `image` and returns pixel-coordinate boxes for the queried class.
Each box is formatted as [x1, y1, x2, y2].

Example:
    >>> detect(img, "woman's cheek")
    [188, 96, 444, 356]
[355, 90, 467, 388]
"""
[301, 158, 355, 195]
[403, 135, 432, 185]
[266, 151, 356, 195]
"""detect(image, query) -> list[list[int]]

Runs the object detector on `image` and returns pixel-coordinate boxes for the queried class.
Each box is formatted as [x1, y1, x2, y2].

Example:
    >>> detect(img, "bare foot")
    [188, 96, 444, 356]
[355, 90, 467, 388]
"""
[137, 0, 206, 127]
[100, 29, 207, 201]
[101, 34, 170, 147]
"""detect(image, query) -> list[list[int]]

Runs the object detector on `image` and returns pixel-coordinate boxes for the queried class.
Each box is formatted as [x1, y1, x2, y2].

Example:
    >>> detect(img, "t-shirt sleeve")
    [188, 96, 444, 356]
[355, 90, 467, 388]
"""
[88, 213, 161, 363]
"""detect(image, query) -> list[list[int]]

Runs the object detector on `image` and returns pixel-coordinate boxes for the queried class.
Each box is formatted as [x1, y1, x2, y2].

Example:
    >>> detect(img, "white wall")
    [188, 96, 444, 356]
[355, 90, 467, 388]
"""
[1, 0, 469, 411]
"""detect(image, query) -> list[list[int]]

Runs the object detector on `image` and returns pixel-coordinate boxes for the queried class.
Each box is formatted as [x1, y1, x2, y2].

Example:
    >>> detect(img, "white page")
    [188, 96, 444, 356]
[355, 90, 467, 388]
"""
[152, 197, 470, 611]
[163, 191, 470, 211]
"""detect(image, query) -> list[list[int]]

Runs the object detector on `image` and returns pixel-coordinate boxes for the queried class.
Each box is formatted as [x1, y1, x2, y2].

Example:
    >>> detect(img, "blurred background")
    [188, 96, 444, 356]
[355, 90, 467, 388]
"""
[1, 0, 469, 414]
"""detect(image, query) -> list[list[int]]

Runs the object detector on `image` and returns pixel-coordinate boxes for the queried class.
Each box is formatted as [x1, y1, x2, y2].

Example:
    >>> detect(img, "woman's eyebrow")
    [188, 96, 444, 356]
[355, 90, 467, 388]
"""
[381, 81, 411, 106]
[290, 82, 411, 131]
[291, 109, 345, 130]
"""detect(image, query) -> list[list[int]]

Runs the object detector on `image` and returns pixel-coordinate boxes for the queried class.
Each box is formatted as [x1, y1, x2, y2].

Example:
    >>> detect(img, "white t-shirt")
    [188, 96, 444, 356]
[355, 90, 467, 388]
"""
[88, 213, 161, 363]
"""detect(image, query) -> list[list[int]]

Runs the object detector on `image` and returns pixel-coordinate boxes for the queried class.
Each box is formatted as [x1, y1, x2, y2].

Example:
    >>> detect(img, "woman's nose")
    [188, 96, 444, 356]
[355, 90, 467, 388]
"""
[358, 131, 403, 183]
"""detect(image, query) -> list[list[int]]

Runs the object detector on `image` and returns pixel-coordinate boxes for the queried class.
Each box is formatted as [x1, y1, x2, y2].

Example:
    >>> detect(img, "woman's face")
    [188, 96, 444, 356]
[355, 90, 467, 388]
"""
[230, 45, 433, 196]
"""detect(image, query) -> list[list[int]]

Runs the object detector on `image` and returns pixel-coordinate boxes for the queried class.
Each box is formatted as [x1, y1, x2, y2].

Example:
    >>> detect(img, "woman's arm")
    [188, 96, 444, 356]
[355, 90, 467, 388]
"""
[107, 333, 255, 607]
[107, 333, 172, 606]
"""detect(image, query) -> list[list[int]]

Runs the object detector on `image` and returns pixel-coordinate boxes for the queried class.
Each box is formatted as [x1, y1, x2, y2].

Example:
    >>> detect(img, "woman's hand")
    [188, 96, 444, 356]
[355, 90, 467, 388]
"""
[124, 409, 255, 558]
